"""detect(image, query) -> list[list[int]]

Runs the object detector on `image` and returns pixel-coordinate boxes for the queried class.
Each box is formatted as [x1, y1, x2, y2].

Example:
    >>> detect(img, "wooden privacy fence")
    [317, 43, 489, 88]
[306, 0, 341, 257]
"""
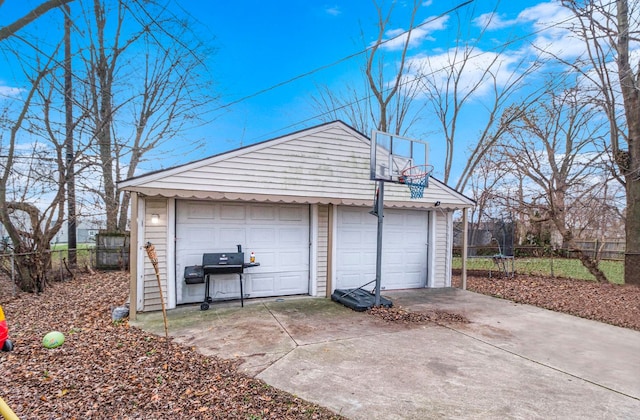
[567, 240, 625, 261]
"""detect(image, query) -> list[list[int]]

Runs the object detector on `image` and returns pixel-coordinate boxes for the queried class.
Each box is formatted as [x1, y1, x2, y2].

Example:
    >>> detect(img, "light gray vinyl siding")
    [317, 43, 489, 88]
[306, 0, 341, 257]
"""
[316, 204, 329, 297]
[125, 123, 471, 207]
[432, 209, 452, 287]
[143, 199, 168, 311]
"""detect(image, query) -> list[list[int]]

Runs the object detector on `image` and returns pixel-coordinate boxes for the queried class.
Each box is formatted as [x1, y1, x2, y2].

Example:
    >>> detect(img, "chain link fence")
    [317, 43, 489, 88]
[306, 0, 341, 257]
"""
[0, 244, 129, 297]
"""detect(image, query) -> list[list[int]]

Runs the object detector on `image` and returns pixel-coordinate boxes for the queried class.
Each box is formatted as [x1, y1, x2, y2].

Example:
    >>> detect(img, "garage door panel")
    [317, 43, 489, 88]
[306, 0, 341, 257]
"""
[180, 251, 204, 268]
[181, 227, 216, 249]
[337, 273, 374, 290]
[278, 250, 308, 269]
[252, 251, 278, 270]
[279, 206, 306, 221]
[177, 201, 310, 304]
[403, 250, 425, 261]
[338, 251, 362, 267]
[336, 207, 428, 291]
[338, 250, 376, 267]
[183, 283, 206, 301]
[181, 203, 216, 221]
[277, 273, 308, 294]
[250, 274, 276, 293]
[248, 228, 276, 244]
[218, 228, 246, 246]
[341, 208, 368, 224]
[399, 229, 425, 241]
[340, 230, 363, 245]
[250, 205, 276, 220]
[280, 227, 307, 244]
[220, 204, 246, 220]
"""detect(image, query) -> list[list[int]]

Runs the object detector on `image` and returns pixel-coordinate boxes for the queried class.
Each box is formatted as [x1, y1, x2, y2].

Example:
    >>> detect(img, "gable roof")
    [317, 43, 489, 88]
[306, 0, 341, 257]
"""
[119, 121, 474, 209]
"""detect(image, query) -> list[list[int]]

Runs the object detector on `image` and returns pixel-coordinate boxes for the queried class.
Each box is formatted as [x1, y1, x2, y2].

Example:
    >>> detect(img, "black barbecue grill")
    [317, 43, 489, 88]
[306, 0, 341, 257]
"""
[197, 245, 259, 310]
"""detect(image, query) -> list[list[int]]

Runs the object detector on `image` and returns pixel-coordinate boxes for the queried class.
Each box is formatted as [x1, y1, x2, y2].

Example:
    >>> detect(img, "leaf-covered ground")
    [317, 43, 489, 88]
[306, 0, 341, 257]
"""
[1, 270, 638, 419]
[367, 305, 469, 324]
[0, 271, 344, 419]
[453, 272, 640, 331]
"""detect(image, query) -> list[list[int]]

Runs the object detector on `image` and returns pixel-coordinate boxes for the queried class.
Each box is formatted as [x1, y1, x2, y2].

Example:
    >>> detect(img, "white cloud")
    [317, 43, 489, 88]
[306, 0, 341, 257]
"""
[516, 1, 581, 59]
[324, 5, 341, 16]
[473, 12, 518, 30]
[407, 47, 522, 98]
[381, 15, 449, 51]
[0, 85, 23, 99]
[475, 2, 582, 60]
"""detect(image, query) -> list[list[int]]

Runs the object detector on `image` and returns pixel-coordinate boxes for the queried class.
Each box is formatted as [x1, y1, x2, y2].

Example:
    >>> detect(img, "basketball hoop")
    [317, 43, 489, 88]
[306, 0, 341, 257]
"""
[400, 164, 433, 199]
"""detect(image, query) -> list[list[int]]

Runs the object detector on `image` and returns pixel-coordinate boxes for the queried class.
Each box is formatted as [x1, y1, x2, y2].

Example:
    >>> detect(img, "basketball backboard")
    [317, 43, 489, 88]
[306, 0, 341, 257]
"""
[370, 130, 429, 183]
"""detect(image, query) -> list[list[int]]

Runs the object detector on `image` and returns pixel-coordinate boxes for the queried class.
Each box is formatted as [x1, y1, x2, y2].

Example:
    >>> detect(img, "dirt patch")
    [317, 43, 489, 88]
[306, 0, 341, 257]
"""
[0, 272, 344, 419]
[453, 273, 640, 331]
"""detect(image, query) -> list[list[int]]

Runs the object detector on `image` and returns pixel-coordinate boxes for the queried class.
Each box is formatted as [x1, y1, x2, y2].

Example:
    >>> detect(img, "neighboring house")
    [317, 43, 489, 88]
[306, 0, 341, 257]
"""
[118, 121, 474, 316]
[53, 220, 104, 245]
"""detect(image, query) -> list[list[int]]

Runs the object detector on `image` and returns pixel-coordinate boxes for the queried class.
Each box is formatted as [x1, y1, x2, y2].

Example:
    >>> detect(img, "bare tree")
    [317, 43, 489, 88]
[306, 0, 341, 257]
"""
[311, 0, 426, 137]
[76, 0, 215, 231]
[0, 0, 74, 41]
[365, 0, 421, 135]
[412, 7, 547, 191]
[465, 146, 517, 252]
[499, 87, 612, 281]
[0, 47, 69, 291]
[559, 0, 640, 285]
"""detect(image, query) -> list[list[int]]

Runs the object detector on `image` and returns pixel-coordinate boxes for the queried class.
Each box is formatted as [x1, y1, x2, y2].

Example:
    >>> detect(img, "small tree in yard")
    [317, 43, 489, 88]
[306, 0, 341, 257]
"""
[499, 86, 613, 282]
[0, 53, 69, 292]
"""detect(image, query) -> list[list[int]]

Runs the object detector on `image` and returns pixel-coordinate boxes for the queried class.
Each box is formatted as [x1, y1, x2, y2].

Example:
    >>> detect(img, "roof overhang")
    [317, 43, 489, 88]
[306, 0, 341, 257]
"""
[125, 187, 473, 210]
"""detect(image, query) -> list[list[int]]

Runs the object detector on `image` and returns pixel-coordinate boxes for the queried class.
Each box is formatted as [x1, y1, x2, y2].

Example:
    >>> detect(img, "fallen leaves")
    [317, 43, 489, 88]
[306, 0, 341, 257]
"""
[452, 273, 640, 331]
[368, 305, 469, 324]
[0, 271, 344, 419]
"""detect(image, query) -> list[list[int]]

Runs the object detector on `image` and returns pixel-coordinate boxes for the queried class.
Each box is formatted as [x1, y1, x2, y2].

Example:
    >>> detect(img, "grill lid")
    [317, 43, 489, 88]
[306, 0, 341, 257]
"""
[202, 252, 245, 274]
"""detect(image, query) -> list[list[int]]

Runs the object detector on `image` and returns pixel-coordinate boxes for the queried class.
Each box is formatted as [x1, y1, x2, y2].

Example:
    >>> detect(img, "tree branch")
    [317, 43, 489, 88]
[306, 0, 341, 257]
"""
[0, 0, 75, 41]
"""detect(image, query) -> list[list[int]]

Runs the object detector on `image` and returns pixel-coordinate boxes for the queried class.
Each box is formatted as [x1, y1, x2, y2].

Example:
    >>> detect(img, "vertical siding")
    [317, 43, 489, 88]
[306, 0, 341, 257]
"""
[316, 204, 329, 297]
[143, 199, 169, 311]
[432, 209, 452, 288]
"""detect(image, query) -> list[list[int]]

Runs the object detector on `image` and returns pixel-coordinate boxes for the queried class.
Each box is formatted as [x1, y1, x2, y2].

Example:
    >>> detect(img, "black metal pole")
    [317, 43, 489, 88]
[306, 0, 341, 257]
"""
[374, 181, 384, 306]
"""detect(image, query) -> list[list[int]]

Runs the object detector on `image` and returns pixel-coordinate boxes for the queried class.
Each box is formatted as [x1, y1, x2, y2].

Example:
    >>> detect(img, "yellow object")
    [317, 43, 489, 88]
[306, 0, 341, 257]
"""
[250, 252, 255, 263]
[0, 306, 5, 322]
[0, 396, 19, 420]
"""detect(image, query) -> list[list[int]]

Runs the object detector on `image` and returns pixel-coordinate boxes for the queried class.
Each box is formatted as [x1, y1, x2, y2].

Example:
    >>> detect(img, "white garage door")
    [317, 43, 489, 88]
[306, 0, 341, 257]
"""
[335, 207, 429, 291]
[176, 201, 309, 304]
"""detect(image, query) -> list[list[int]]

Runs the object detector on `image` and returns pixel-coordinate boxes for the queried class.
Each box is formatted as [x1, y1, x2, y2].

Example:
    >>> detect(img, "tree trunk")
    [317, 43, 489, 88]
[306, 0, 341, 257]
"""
[616, 0, 640, 285]
[624, 177, 640, 284]
[563, 232, 609, 283]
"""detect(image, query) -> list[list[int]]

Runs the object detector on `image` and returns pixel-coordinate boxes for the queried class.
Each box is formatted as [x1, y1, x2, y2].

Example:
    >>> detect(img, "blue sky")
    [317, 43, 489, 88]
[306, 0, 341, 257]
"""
[0, 0, 582, 184]
[178, 0, 577, 181]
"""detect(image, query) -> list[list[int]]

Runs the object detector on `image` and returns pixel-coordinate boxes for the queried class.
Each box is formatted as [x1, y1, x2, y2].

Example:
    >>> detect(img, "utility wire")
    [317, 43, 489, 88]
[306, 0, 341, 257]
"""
[244, 3, 593, 143]
[212, 0, 475, 113]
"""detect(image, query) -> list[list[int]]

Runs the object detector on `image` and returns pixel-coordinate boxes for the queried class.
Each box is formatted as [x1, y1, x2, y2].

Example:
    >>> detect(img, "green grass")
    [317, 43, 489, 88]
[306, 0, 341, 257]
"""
[48, 244, 95, 268]
[452, 256, 624, 284]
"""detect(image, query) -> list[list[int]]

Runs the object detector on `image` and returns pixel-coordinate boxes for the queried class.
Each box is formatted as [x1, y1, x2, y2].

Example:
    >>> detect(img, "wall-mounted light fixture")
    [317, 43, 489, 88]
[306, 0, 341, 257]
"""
[434, 201, 441, 207]
[151, 214, 160, 224]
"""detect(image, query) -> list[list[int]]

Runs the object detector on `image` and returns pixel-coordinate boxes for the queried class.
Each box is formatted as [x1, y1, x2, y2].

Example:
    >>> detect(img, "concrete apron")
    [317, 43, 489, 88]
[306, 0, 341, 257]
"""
[132, 289, 640, 419]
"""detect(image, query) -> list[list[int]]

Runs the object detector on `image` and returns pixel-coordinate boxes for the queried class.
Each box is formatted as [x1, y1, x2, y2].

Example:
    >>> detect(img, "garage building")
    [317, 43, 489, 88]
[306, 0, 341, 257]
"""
[118, 121, 474, 316]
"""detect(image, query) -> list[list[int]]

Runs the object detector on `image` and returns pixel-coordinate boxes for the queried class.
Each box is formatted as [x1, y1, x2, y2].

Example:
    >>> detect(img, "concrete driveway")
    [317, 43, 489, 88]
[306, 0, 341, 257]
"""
[132, 289, 640, 419]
